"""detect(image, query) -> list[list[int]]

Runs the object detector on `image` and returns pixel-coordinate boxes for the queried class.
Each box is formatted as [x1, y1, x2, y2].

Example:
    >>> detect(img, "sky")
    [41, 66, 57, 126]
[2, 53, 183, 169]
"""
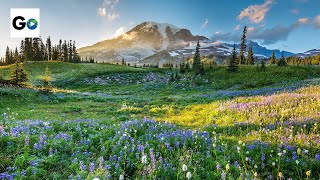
[0, 0, 320, 56]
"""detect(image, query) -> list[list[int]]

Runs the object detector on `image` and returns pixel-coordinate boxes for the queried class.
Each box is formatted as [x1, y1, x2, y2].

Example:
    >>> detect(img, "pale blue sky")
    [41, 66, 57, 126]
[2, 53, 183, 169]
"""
[0, 0, 319, 56]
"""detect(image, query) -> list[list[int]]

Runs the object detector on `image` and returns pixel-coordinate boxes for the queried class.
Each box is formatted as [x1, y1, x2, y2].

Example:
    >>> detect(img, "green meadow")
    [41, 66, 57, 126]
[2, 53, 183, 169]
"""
[1, 62, 320, 179]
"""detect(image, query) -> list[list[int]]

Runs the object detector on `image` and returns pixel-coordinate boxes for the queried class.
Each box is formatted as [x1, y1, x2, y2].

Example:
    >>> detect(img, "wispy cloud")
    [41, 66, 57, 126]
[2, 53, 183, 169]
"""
[213, 18, 309, 45]
[98, 0, 120, 22]
[297, 18, 309, 24]
[238, 0, 274, 24]
[314, 15, 320, 28]
[201, 18, 209, 29]
[290, 8, 300, 15]
[234, 25, 240, 31]
[98, 8, 106, 16]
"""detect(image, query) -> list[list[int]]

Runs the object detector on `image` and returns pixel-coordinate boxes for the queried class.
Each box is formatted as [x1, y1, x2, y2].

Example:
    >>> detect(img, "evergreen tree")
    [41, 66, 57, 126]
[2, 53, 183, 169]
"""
[10, 59, 29, 86]
[40, 38, 46, 61]
[193, 41, 202, 75]
[179, 62, 186, 73]
[277, 53, 287, 66]
[270, 51, 276, 65]
[58, 39, 62, 60]
[260, 59, 266, 71]
[199, 63, 205, 75]
[5, 46, 10, 65]
[72, 41, 81, 63]
[46, 36, 52, 61]
[228, 44, 238, 72]
[239, 26, 247, 65]
[20, 40, 25, 62]
[62, 40, 68, 61]
[68, 40, 73, 62]
[32, 38, 41, 61]
[52, 46, 58, 60]
[121, 58, 126, 65]
[14, 47, 19, 63]
[10, 51, 14, 65]
[24, 38, 33, 61]
[246, 46, 254, 65]
[185, 62, 190, 73]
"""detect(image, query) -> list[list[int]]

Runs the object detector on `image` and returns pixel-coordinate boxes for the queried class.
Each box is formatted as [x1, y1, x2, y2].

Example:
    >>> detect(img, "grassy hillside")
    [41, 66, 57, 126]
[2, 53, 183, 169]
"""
[1, 62, 320, 121]
[0, 62, 320, 179]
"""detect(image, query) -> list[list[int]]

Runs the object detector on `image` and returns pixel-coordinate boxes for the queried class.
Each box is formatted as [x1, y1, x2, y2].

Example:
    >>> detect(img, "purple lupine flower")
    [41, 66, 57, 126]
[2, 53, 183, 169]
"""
[79, 161, 86, 171]
[0, 172, 14, 180]
[315, 154, 320, 161]
[105, 164, 111, 171]
[99, 157, 104, 169]
[49, 147, 53, 156]
[261, 153, 265, 161]
[216, 163, 221, 170]
[20, 170, 26, 177]
[30, 160, 38, 167]
[149, 149, 156, 169]
[33, 143, 41, 150]
[90, 162, 95, 173]
[234, 161, 239, 168]
[221, 170, 226, 180]
[24, 136, 29, 146]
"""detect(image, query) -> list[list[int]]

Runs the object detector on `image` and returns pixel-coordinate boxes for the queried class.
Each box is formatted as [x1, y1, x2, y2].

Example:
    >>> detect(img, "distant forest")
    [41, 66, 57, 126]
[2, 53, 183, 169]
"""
[0, 37, 95, 66]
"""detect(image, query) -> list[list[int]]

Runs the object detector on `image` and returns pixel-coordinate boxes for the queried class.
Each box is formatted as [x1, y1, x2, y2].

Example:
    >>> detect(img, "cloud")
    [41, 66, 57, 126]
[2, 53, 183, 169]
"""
[290, 8, 300, 15]
[108, 13, 120, 22]
[234, 25, 240, 31]
[213, 18, 309, 45]
[314, 15, 320, 28]
[238, 0, 273, 24]
[98, 8, 106, 16]
[297, 18, 309, 24]
[113, 27, 126, 38]
[201, 18, 209, 29]
[247, 26, 255, 32]
[98, 0, 120, 22]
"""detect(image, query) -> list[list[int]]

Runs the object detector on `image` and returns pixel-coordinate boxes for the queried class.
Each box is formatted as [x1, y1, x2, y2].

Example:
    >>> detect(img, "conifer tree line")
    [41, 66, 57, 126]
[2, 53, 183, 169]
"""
[0, 36, 93, 65]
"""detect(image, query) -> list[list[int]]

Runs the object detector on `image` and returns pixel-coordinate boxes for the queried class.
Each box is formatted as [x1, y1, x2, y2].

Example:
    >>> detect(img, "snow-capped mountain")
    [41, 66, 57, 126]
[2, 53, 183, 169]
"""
[78, 21, 319, 65]
[78, 21, 207, 63]
[295, 49, 320, 57]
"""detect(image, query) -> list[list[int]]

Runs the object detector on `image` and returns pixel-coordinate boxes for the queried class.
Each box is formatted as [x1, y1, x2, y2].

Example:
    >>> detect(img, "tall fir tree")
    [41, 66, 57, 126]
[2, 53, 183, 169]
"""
[277, 52, 287, 66]
[32, 38, 42, 61]
[10, 51, 14, 65]
[40, 38, 46, 61]
[10, 58, 29, 86]
[239, 26, 247, 65]
[14, 47, 19, 63]
[5, 46, 10, 65]
[228, 44, 238, 72]
[46, 36, 52, 61]
[270, 51, 276, 65]
[246, 46, 254, 65]
[20, 40, 25, 62]
[193, 41, 202, 75]
[63, 40, 68, 62]
[68, 40, 73, 62]
[58, 39, 62, 60]
[72, 41, 81, 63]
